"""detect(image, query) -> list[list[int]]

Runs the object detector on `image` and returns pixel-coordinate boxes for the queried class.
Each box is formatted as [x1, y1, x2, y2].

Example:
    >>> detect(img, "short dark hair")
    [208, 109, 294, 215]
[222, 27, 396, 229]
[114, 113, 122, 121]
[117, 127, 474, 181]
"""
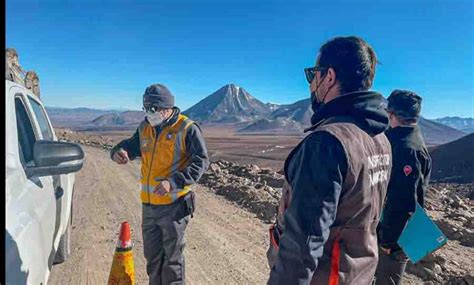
[318, 36, 378, 94]
[387, 89, 422, 124]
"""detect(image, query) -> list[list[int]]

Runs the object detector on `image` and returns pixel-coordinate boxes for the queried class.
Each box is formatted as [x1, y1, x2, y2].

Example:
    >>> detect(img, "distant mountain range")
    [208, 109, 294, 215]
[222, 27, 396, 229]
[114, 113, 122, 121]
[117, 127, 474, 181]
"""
[237, 98, 311, 134]
[239, 118, 305, 134]
[46, 84, 469, 145]
[90, 111, 144, 127]
[417, 118, 466, 146]
[434, 117, 474, 133]
[269, 98, 312, 123]
[46, 107, 119, 128]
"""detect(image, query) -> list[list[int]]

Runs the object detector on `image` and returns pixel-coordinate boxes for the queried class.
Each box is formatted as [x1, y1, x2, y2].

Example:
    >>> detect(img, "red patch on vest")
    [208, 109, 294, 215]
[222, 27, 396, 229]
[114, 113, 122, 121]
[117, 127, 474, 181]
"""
[403, 165, 413, 176]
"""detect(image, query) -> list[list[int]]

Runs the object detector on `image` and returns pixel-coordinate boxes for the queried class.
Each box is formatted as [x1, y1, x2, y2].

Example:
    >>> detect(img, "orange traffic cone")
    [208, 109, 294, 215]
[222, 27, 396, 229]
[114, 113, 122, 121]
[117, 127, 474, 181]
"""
[107, 222, 135, 285]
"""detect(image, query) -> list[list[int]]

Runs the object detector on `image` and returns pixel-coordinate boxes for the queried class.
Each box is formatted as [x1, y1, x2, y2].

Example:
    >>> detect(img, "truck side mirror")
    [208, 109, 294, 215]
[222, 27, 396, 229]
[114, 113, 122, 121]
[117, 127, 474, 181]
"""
[25, 140, 84, 178]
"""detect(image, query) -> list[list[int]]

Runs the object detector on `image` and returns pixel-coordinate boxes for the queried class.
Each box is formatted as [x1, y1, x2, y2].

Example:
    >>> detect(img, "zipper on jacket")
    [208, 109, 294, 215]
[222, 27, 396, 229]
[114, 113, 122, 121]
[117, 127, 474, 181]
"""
[146, 128, 160, 204]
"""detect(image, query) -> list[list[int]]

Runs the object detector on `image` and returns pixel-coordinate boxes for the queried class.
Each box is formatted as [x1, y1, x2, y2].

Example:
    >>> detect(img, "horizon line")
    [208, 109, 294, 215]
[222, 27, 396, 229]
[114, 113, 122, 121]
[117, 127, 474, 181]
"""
[44, 105, 473, 120]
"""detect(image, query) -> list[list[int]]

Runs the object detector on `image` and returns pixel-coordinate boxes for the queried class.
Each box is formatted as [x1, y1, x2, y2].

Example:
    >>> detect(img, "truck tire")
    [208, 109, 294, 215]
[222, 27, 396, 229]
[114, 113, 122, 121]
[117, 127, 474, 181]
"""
[54, 210, 71, 264]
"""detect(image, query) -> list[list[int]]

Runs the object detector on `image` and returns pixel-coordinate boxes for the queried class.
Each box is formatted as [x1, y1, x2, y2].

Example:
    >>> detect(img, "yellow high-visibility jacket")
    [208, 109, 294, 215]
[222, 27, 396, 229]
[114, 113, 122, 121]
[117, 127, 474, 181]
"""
[139, 114, 195, 205]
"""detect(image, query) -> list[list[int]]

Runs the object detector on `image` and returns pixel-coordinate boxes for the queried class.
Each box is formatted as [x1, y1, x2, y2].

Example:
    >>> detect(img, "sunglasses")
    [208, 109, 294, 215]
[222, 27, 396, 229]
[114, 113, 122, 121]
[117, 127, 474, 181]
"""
[142, 106, 166, 114]
[304, 66, 327, 84]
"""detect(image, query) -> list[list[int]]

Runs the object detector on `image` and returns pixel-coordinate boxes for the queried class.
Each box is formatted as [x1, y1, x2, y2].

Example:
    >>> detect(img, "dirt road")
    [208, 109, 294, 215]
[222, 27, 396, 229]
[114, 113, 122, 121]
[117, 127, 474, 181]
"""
[48, 146, 270, 285]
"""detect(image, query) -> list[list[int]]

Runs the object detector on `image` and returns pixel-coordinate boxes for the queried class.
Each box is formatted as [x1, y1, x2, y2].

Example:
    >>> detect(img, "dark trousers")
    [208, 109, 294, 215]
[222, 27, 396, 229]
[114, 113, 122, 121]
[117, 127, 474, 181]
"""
[142, 202, 190, 285]
[374, 247, 409, 285]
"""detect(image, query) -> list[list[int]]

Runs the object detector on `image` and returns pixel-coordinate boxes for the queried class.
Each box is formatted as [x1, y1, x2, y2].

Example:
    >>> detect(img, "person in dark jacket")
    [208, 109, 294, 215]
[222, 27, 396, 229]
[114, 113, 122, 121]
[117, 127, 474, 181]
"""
[267, 36, 392, 285]
[110, 84, 209, 285]
[374, 90, 432, 285]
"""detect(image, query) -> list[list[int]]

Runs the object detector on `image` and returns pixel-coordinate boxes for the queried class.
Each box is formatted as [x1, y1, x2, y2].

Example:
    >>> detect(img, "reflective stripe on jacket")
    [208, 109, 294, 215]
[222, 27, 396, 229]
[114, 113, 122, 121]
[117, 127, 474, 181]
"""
[139, 114, 195, 205]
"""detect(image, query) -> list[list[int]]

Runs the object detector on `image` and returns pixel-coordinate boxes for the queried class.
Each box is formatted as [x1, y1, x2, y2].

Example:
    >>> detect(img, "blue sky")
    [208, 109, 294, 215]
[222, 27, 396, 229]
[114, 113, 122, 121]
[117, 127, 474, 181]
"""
[6, 0, 473, 119]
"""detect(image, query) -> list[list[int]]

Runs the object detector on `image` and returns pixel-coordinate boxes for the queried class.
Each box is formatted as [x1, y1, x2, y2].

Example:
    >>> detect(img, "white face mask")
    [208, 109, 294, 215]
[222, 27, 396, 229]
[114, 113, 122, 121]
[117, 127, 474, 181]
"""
[146, 112, 166, 127]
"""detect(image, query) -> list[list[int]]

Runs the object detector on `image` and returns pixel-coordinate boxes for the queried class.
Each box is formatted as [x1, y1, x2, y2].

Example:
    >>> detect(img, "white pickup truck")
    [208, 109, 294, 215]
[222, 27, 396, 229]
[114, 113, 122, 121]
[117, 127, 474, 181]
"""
[5, 79, 84, 284]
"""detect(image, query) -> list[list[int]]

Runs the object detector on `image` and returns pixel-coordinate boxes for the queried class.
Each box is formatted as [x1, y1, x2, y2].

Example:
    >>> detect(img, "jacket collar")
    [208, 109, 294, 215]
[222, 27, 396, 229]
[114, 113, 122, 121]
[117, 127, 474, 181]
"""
[305, 91, 389, 136]
[385, 125, 423, 144]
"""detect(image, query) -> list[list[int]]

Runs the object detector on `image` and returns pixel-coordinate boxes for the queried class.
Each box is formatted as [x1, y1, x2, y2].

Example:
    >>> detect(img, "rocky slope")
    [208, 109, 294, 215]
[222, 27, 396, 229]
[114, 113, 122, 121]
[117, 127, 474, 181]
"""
[55, 128, 115, 150]
[200, 160, 284, 222]
[6, 48, 41, 98]
[430, 134, 474, 183]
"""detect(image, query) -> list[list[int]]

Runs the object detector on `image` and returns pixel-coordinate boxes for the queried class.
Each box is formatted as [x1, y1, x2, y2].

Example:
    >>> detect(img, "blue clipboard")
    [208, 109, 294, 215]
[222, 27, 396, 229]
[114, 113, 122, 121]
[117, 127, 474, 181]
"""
[397, 204, 448, 263]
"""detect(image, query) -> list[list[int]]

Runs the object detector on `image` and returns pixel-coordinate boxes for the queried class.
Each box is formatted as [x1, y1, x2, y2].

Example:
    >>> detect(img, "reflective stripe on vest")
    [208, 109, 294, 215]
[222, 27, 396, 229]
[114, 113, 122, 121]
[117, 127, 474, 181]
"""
[139, 114, 194, 205]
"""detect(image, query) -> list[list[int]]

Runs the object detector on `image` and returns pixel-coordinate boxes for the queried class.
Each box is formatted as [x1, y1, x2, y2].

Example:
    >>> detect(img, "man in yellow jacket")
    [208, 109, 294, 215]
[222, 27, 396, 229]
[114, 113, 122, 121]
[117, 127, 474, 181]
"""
[111, 83, 209, 285]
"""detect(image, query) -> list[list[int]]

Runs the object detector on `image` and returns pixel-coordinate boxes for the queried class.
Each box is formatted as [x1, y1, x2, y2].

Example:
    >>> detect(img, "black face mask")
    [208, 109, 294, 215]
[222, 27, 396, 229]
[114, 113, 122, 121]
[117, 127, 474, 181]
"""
[310, 74, 330, 114]
[310, 90, 321, 113]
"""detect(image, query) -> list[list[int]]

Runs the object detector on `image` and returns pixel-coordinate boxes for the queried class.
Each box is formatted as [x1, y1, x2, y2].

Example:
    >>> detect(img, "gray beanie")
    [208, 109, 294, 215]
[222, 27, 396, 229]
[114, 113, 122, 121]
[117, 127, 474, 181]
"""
[143, 84, 175, 108]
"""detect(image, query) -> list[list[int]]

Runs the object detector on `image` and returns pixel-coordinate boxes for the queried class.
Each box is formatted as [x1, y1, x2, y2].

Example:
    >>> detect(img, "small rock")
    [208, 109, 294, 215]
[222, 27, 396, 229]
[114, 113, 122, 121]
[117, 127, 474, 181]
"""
[452, 196, 465, 208]
[453, 231, 463, 240]
[456, 216, 468, 223]
[433, 264, 442, 275]
[209, 163, 221, 174]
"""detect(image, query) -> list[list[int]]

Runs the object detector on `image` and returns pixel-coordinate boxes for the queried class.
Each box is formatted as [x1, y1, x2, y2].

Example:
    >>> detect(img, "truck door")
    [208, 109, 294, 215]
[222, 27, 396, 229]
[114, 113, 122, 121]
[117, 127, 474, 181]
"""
[7, 91, 57, 283]
[27, 95, 65, 248]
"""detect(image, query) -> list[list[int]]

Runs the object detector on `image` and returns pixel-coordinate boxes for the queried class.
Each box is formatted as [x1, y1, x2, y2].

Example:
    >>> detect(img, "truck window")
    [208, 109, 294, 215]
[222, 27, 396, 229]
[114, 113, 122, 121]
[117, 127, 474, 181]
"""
[28, 97, 54, 140]
[15, 97, 37, 166]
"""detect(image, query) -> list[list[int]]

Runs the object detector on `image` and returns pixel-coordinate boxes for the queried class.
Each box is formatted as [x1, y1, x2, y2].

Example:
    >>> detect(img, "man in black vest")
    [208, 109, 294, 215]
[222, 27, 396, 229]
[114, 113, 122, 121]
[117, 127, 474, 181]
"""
[267, 36, 392, 285]
[375, 90, 432, 285]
